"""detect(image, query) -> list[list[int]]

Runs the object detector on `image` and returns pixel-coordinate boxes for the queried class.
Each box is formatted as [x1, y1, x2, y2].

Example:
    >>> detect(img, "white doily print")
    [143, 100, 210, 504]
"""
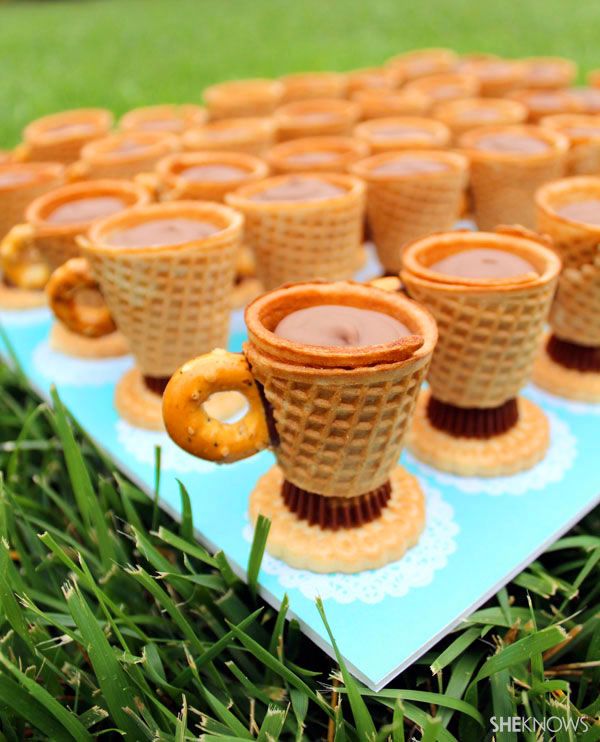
[526, 385, 600, 417]
[244, 485, 458, 604]
[0, 307, 50, 327]
[405, 412, 576, 496]
[32, 340, 132, 387]
[115, 419, 217, 474]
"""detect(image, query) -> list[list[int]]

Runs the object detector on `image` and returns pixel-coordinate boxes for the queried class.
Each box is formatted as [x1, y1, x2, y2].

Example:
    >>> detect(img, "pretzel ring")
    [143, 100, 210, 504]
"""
[163, 348, 269, 463]
[0, 224, 50, 290]
[46, 257, 116, 337]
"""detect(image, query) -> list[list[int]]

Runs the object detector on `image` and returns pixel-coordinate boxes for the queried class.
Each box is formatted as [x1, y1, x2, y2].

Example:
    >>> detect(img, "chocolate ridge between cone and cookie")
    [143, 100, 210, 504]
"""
[546, 335, 600, 372]
[144, 375, 170, 395]
[426, 395, 519, 438]
[281, 479, 391, 530]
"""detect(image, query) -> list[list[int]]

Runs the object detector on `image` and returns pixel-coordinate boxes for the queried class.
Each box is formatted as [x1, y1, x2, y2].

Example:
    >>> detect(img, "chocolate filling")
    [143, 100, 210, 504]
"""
[546, 335, 600, 372]
[427, 396, 519, 438]
[282, 479, 391, 530]
[253, 379, 280, 446]
[143, 375, 170, 395]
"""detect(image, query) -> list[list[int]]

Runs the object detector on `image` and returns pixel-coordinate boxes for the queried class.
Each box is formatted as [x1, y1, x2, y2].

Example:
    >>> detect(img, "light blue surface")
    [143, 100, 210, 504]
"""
[1, 304, 598, 691]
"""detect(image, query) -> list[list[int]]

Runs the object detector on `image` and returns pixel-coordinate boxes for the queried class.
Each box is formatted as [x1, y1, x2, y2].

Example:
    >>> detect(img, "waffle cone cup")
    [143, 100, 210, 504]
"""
[352, 88, 431, 120]
[540, 115, 600, 175]
[71, 132, 179, 181]
[0, 163, 65, 241]
[401, 227, 561, 408]
[274, 99, 360, 142]
[265, 136, 369, 174]
[280, 72, 348, 102]
[181, 117, 276, 157]
[351, 150, 469, 274]
[153, 151, 269, 202]
[354, 116, 451, 154]
[432, 97, 528, 142]
[403, 72, 481, 104]
[386, 49, 458, 80]
[536, 175, 600, 269]
[226, 173, 365, 290]
[243, 281, 437, 496]
[457, 56, 526, 97]
[81, 201, 243, 376]
[550, 248, 600, 347]
[459, 124, 568, 230]
[119, 104, 207, 134]
[204, 79, 283, 119]
[20, 109, 113, 164]
[521, 57, 577, 90]
[346, 66, 403, 94]
[9, 179, 151, 283]
[507, 89, 583, 123]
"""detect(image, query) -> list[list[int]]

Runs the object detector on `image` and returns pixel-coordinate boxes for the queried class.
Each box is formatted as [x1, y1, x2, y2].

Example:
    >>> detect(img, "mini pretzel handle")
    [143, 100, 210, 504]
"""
[45, 257, 116, 337]
[368, 276, 404, 293]
[66, 160, 90, 182]
[134, 172, 162, 201]
[0, 223, 49, 290]
[162, 349, 270, 464]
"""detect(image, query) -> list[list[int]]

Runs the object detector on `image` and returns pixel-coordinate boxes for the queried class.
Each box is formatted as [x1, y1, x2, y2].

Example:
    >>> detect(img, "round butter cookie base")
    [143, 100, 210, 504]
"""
[408, 390, 550, 477]
[248, 465, 426, 573]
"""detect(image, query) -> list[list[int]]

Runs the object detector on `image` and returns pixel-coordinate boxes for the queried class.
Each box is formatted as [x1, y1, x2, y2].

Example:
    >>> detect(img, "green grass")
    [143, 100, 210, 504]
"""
[0, 0, 600, 737]
[2, 0, 600, 147]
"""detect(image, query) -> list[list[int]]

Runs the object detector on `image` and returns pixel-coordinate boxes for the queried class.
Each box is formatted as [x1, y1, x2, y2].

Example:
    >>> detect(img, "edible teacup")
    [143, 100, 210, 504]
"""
[203, 79, 283, 119]
[266, 136, 369, 174]
[350, 150, 469, 273]
[71, 131, 179, 181]
[401, 227, 561, 476]
[226, 173, 365, 290]
[274, 99, 360, 142]
[1, 179, 150, 298]
[459, 124, 568, 229]
[280, 72, 347, 102]
[182, 117, 276, 157]
[533, 176, 600, 402]
[17, 108, 113, 164]
[539, 114, 600, 175]
[353, 116, 451, 154]
[119, 104, 207, 134]
[163, 280, 437, 573]
[56, 201, 243, 428]
[0, 162, 65, 308]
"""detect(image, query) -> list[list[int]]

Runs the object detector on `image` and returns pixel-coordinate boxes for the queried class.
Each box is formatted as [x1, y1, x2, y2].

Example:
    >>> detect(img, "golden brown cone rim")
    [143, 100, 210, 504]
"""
[155, 150, 269, 185]
[535, 175, 600, 231]
[244, 279, 437, 369]
[350, 148, 468, 181]
[354, 115, 451, 139]
[226, 171, 365, 210]
[458, 124, 570, 160]
[266, 136, 370, 166]
[401, 228, 561, 289]
[539, 114, 600, 142]
[82, 199, 243, 255]
[80, 131, 179, 162]
[0, 162, 65, 192]
[431, 96, 528, 122]
[24, 178, 152, 232]
[23, 108, 113, 143]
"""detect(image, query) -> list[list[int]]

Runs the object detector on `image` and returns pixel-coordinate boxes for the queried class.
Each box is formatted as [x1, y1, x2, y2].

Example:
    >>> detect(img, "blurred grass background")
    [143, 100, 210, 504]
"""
[1, 0, 600, 146]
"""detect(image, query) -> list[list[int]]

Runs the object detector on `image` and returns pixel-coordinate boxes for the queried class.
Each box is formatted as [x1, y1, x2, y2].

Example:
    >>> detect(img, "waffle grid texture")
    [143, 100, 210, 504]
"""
[402, 276, 557, 407]
[245, 341, 430, 498]
[0, 174, 64, 241]
[537, 205, 600, 269]
[227, 186, 365, 291]
[551, 251, 600, 346]
[469, 156, 565, 230]
[364, 170, 467, 273]
[85, 227, 241, 377]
